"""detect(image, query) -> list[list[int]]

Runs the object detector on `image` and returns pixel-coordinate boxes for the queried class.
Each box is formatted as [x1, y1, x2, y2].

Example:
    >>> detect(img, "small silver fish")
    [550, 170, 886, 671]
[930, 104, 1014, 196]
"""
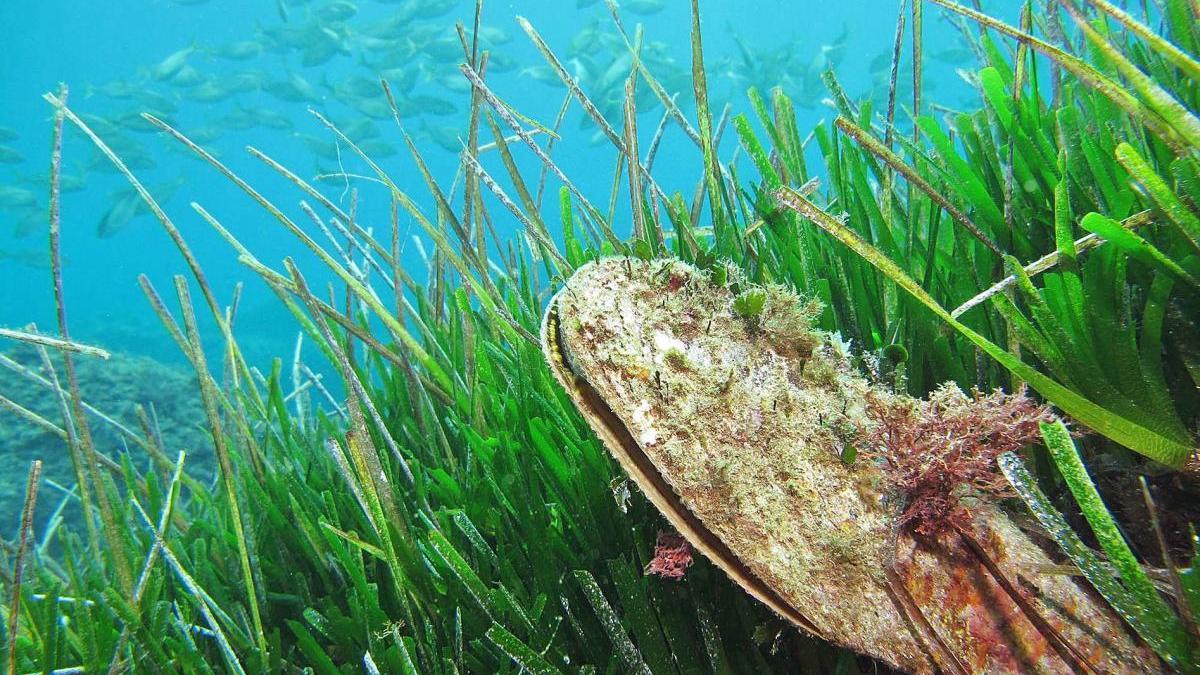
[0, 186, 36, 208]
[0, 146, 25, 164]
[151, 46, 197, 82]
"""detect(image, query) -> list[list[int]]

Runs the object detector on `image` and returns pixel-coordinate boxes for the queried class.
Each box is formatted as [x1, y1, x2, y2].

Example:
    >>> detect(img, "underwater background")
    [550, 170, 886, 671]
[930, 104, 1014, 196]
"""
[3, 0, 1198, 672]
[0, 0, 985, 529]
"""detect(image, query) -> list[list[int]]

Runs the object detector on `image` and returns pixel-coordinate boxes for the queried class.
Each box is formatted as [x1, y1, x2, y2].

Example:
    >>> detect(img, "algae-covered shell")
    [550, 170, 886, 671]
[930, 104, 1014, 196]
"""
[542, 257, 1161, 674]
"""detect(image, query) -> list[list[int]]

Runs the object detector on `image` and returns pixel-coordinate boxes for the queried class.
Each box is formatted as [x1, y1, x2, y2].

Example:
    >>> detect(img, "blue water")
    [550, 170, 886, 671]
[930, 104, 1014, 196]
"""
[0, 0, 995, 522]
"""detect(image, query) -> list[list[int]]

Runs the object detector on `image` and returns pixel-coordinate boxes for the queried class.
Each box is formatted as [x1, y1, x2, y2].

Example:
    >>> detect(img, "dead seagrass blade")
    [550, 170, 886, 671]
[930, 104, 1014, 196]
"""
[541, 257, 1162, 675]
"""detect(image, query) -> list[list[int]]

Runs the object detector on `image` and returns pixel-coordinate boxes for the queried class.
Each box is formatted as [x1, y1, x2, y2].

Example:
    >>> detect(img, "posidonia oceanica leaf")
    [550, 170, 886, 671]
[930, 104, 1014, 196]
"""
[775, 186, 1196, 468]
[999, 445, 1192, 667]
[1080, 212, 1200, 290]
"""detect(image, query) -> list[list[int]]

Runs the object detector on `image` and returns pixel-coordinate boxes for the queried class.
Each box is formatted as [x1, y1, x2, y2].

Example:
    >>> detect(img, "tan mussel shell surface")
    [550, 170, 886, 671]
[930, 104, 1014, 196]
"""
[542, 257, 1161, 674]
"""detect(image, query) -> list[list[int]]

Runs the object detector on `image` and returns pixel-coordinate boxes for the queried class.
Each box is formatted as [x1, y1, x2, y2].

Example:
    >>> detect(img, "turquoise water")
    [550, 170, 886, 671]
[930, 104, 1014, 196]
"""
[0, 0, 987, 529]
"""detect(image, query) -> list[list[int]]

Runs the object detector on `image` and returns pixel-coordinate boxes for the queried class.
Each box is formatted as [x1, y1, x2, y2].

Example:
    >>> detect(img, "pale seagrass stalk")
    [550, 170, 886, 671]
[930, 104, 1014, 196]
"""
[541, 257, 1161, 674]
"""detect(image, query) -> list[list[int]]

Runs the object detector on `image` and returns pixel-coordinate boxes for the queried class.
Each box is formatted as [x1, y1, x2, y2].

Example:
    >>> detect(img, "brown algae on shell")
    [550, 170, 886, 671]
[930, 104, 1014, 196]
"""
[541, 257, 1162, 674]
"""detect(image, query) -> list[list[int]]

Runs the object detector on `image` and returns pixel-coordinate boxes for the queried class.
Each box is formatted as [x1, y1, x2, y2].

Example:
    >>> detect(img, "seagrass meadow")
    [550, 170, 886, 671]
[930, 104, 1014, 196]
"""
[2, 0, 1200, 672]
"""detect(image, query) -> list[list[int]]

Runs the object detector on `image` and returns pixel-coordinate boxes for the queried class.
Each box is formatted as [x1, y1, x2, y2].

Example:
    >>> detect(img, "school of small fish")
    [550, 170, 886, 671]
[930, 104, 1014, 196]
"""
[0, 0, 969, 259]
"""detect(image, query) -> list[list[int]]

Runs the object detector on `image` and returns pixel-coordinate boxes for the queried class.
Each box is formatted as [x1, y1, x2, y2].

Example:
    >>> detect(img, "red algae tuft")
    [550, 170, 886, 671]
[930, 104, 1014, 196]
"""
[646, 530, 695, 580]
